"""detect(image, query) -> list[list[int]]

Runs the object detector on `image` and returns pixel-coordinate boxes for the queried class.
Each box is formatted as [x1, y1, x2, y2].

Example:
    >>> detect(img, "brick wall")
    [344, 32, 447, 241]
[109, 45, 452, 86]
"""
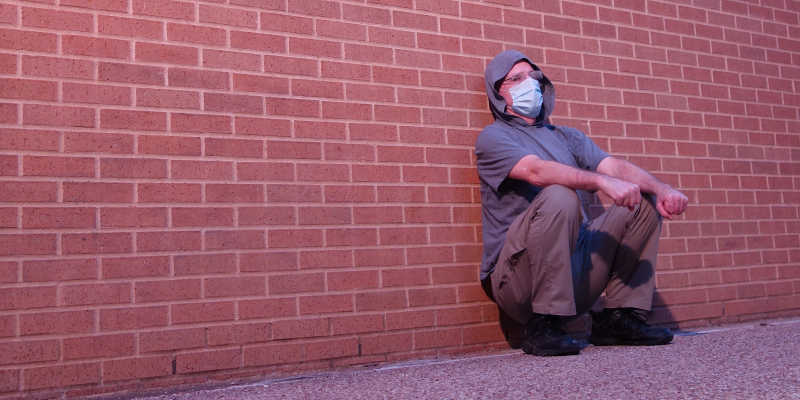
[1, 0, 799, 397]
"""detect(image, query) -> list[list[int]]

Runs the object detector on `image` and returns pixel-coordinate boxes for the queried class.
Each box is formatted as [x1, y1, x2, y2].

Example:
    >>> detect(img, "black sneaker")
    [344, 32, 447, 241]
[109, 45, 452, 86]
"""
[521, 314, 582, 356]
[589, 308, 673, 346]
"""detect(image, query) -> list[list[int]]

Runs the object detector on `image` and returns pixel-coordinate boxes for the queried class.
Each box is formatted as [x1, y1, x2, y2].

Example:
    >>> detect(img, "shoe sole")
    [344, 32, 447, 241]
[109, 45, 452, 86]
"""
[522, 344, 581, 356]
[589, 336, 673, 346]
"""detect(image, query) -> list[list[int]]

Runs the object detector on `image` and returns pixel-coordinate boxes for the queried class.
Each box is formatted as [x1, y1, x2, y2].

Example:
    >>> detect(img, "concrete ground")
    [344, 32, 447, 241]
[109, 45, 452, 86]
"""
[132, 319, 800, 400]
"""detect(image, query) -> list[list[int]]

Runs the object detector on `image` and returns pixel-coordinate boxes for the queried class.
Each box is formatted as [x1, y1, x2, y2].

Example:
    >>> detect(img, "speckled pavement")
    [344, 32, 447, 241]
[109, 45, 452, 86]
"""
[131, 319, 800, 400]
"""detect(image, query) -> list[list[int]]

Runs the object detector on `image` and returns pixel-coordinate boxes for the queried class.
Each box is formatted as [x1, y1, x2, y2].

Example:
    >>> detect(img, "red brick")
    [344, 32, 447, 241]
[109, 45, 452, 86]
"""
[171, 113, 232, 134]
[23, 362, 100, 390]
[382, 267, 431, 288]
[99, 16, 164, 40]
[0, 28, 57, 53]
[22, 7, 93, 32]
[203, 49, 261, 72]
[136, 231, 201, 252]
[133, 0, 195, 21]
[436, 305, 482, 326]
[386, 310, 435, 330]
[327, 270, 379, 291]
[63, 35, 129, 59]
[354, 248, 405, 267]
[264, 54, 318, 77]
[168, 22, 226, 46]
[239, 297, 297, 320]
[172, 301, 235, 324]
[205, 93, 264, 115]
[206, 184, 264, 203]
[64, 333, 135, 360]
[299, 294, 353, 315]
[353, 206, 403, 224]
[23, 258, 97, 281]
[100, 157, 167, 179]
[0, 181, 52, 203]
[379, 227, 427, 246]
[356, 290, 407, 311]
[289, 37, 342, 58]
[139, 135, 202, 156]
[361, 332, 413, 355]
[207, 322, 271, 346]
[99, 62, 164, 85]
[139, 328, 205, 353]
[230, 30, 285, 53]
[201, 4, 258, 28]
[20, 310, 95, 336]
[410, 287, 457, 307]
[463, 324, 504, 345]
[136, 41, 200, 66]
[62, 232, 132, 254]
[172, 160, 233, 180]
[0, 286, 57, 310]
[137, 88, 200, 109]
[61, 283, 131, 306]
[270, 272, 324, 295]
[239, 206, 296, 226]
[138, 183, 202, 203]
[206, 276, 266, 298]
[23, 104, 95, 128]
[272, 318, 328, 340]
[414, 327, 461, 350]
[268, 229, 323, 248]
[102, 256, 169, 279]
[240, 252, 297, 273]
[305, 337, 359, 361]
[205, 137, 264, 158]
[0, 234, 56, 256]
[176, 348, 242, 374]
[62, 83, 131, 106]
[103, 356, 172, 382]
[22, 207, 95, 229]
[244, 343, 305, 367]
[169, 67, 229, 90]
[22, 55, 93, 79]
[326, 228, 377, 247]
[100, 306, 168, 331]
[101, 109, 166, 131]
[100, 207, 167, 228]
[173, 253, 235, 276]
[135, 279, 201, 303]
[0, 261, 17, 282]
[267, 184, 322, 202]
[173, 207, 234, 227]
[287, 0, 340, 17]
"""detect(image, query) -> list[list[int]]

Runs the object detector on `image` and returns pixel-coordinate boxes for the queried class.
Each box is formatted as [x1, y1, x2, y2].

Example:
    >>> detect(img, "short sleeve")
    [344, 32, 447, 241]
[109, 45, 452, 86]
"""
[475, 127, 529, 192]
[558, 126, 609, 172]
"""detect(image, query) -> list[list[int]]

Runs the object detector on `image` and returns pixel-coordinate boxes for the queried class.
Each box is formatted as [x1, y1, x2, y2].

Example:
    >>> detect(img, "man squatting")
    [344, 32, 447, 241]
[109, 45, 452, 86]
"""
[476, 50, 689, 356]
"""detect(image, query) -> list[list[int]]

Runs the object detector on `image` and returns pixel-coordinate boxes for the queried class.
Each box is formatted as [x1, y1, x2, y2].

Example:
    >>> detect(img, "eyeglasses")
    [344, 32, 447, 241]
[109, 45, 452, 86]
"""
[502, 70, 545, 88]
[503, 70, 537, 85]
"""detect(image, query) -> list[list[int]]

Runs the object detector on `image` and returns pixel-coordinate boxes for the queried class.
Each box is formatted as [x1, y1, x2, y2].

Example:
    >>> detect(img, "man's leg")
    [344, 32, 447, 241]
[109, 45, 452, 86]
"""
[573, 194, 661, 315]
[490, 185, 582, 356]
[571, 195, 673, 345]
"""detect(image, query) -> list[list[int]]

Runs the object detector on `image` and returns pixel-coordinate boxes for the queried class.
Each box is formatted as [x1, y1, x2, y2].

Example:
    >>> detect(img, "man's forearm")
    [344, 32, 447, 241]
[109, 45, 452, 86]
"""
[510, 155, 604, 191]
[598, 157, 670, 196]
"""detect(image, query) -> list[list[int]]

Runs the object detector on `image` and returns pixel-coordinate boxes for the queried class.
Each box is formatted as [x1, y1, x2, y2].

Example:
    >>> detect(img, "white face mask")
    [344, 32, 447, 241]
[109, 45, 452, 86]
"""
[508, 78, 543, 119]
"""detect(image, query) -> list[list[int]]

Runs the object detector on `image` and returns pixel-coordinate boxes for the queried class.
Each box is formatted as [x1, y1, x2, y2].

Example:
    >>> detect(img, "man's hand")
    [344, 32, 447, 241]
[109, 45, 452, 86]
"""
[598, 175, 642, 211]
[655, 186, 688, 219]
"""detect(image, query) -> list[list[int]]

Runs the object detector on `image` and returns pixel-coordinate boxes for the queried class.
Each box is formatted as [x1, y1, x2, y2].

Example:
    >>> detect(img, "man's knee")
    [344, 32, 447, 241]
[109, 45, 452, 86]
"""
[534, 185, 582, 221]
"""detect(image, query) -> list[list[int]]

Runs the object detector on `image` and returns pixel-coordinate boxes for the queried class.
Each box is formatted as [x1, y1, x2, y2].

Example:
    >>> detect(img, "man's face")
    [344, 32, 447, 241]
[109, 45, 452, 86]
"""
[498, 61, 535, 111]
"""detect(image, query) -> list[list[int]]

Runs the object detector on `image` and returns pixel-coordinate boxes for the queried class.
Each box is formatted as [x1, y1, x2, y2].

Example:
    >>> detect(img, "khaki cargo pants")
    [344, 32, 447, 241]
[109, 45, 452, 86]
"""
[489, 184, 662, 325]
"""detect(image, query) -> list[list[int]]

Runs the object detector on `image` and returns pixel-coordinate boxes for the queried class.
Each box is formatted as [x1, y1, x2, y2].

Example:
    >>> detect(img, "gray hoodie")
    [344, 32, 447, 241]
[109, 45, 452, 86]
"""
[475, 50, 609, 280]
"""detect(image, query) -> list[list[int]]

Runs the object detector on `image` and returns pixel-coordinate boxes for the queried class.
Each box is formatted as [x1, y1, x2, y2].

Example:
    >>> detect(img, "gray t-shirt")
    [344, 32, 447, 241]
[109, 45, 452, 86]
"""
[475, 121, 608, 280]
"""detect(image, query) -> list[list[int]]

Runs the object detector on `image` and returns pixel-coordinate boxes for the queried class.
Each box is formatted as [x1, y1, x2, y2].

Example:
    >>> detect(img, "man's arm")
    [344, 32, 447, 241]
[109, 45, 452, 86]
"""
[509, 154, 644, 210]
[509, 154, 688, 219]
[596, 157, 688, 219]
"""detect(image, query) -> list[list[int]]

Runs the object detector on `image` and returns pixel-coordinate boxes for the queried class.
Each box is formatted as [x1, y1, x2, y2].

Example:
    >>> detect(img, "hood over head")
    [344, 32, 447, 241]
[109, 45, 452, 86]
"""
[484, 49, 555, 127]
